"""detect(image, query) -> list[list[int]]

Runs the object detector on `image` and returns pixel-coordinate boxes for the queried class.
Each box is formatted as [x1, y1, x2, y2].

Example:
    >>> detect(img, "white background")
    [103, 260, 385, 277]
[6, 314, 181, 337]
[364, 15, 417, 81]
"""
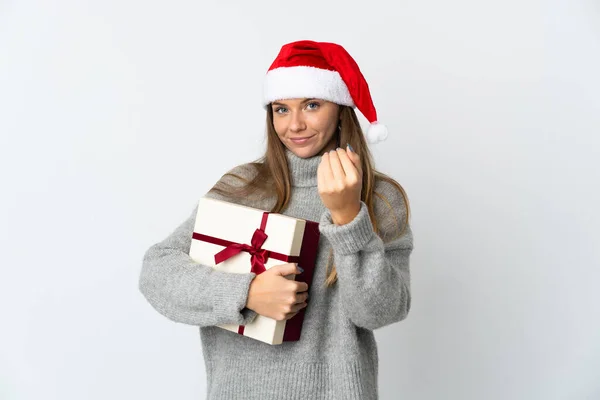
[1, 0, 599, 399]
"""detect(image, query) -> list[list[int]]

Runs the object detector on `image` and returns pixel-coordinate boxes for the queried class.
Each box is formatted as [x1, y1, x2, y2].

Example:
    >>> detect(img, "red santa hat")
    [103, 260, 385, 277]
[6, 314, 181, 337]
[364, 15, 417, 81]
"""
[263, 40, 388, 144]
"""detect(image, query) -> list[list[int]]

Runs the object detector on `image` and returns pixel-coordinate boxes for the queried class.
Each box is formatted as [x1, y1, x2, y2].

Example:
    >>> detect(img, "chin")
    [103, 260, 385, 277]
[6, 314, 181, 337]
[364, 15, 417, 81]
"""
[288, 146, 321, 159]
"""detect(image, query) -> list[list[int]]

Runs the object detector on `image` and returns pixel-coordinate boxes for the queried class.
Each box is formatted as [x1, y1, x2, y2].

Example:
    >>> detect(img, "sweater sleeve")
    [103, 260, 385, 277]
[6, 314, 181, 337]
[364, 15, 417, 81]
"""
[318, 180, 414, 331]
[138, 166, 259, 327]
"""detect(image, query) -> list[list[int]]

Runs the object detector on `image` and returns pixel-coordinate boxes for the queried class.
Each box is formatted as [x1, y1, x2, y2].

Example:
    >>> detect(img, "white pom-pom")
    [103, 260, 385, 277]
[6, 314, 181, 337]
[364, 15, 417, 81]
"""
[366, 122, 388, 144]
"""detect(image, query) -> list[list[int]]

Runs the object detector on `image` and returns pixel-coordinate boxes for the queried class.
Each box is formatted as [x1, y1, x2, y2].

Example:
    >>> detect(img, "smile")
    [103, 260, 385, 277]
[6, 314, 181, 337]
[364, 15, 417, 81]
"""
[290, 135, 315, 144]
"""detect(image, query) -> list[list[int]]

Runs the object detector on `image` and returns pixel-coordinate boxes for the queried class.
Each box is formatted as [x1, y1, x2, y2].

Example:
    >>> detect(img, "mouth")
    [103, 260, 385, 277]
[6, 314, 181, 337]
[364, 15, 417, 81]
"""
[290, 135, 315, 145]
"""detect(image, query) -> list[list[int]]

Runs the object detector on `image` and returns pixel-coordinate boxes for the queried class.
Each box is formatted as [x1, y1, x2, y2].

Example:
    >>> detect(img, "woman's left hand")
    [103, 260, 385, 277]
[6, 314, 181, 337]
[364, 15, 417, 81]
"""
[317, 146, 363, 225]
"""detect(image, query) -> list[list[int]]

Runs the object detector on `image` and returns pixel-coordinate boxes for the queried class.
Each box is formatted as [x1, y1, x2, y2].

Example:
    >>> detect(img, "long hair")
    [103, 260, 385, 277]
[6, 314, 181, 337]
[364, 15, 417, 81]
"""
[209, 105, 411, 287]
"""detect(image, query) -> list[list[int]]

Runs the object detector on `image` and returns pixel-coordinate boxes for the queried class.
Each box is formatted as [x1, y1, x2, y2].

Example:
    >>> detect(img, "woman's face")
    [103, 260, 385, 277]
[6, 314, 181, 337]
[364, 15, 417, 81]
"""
[271, 98, 340, 158]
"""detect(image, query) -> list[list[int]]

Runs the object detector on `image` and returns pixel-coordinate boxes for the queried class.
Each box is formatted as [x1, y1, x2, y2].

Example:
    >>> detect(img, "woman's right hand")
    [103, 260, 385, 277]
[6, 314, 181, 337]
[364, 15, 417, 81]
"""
[246, 263, 309, 321]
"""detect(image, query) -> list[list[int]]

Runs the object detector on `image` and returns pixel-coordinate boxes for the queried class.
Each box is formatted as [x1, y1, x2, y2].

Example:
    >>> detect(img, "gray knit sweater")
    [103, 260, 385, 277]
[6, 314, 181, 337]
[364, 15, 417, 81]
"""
[139, 149, 414, 400]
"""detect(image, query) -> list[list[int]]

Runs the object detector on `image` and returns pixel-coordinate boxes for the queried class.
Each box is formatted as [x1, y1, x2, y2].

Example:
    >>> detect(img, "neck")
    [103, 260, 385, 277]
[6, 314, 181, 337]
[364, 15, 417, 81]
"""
[285, 148, 321, 188]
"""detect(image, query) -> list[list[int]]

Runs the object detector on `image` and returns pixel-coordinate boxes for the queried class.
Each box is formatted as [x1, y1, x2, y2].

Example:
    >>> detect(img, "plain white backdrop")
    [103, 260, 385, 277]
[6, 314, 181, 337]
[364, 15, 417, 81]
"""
[1, 0, 599, 399]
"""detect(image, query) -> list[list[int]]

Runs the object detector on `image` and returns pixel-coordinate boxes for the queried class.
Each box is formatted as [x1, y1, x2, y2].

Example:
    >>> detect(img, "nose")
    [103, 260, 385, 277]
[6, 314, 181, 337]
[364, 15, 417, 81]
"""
[289, 110, 306, 133]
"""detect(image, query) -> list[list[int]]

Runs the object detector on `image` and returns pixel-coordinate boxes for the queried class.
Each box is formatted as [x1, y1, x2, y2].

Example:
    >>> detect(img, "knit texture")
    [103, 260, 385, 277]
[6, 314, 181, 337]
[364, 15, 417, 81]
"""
[139, 149, 414, 400]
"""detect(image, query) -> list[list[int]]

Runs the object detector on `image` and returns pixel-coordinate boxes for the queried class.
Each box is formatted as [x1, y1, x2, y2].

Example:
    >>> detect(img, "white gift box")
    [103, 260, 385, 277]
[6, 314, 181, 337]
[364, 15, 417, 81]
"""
[189, 196, 319, 345]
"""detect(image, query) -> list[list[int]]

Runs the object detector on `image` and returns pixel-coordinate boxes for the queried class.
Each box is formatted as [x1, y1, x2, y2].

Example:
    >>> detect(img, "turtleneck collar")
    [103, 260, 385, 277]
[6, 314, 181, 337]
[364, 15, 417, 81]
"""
[285, 148, 321, 187]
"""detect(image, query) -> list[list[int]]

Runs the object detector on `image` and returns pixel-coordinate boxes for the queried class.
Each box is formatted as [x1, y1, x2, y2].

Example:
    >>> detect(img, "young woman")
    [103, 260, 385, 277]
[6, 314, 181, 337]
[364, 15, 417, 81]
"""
[139, 40, 414, 400]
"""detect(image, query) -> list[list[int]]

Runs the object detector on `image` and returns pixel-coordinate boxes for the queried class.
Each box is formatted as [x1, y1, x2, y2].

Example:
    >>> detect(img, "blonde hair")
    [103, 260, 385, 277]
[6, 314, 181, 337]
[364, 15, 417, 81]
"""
[209, 106, 410, 287]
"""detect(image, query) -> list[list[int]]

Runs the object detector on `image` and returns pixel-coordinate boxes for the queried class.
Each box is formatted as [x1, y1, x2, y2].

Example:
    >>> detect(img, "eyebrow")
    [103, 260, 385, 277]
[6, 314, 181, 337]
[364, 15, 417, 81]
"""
[271, 98, 318, 107]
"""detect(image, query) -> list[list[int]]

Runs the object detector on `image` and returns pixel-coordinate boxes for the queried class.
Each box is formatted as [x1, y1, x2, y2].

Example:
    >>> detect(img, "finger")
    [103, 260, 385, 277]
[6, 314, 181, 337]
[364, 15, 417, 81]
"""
[286, 303, 307, 318]
[328, 150, 345, 181]
[345, 146, 362, 176]
[294, 291, 309, 304]
[294, 281, 309, 292]
[292, 302, 308, 312]
[337, 148, 359, 180]
[321, 152, 335, 183]
[346, 146, 361, 168]
[285, 311, 299, 320]
[274, 262, 300, 276]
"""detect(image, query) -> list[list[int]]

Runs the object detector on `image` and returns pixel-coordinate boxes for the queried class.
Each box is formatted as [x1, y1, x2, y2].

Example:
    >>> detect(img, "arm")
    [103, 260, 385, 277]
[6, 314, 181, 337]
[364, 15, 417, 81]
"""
[138, 166, 259, 327]
[319, 182, 414, 331]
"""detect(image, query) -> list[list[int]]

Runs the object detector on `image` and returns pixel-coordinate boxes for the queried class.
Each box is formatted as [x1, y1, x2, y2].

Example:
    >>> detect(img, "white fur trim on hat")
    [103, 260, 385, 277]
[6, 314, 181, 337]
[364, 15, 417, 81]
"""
[263, 66, 355, 107]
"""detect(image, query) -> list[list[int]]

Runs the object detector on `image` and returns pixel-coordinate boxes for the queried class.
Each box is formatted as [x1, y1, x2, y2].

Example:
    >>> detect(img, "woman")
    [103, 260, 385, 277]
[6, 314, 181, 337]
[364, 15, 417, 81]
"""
[139, 40, 414, 400]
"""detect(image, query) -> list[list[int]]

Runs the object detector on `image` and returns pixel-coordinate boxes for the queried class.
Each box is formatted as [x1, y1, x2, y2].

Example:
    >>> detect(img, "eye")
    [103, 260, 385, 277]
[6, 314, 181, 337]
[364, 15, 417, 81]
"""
[274, 106, 288, 114]
[306, 102, 320, 110]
